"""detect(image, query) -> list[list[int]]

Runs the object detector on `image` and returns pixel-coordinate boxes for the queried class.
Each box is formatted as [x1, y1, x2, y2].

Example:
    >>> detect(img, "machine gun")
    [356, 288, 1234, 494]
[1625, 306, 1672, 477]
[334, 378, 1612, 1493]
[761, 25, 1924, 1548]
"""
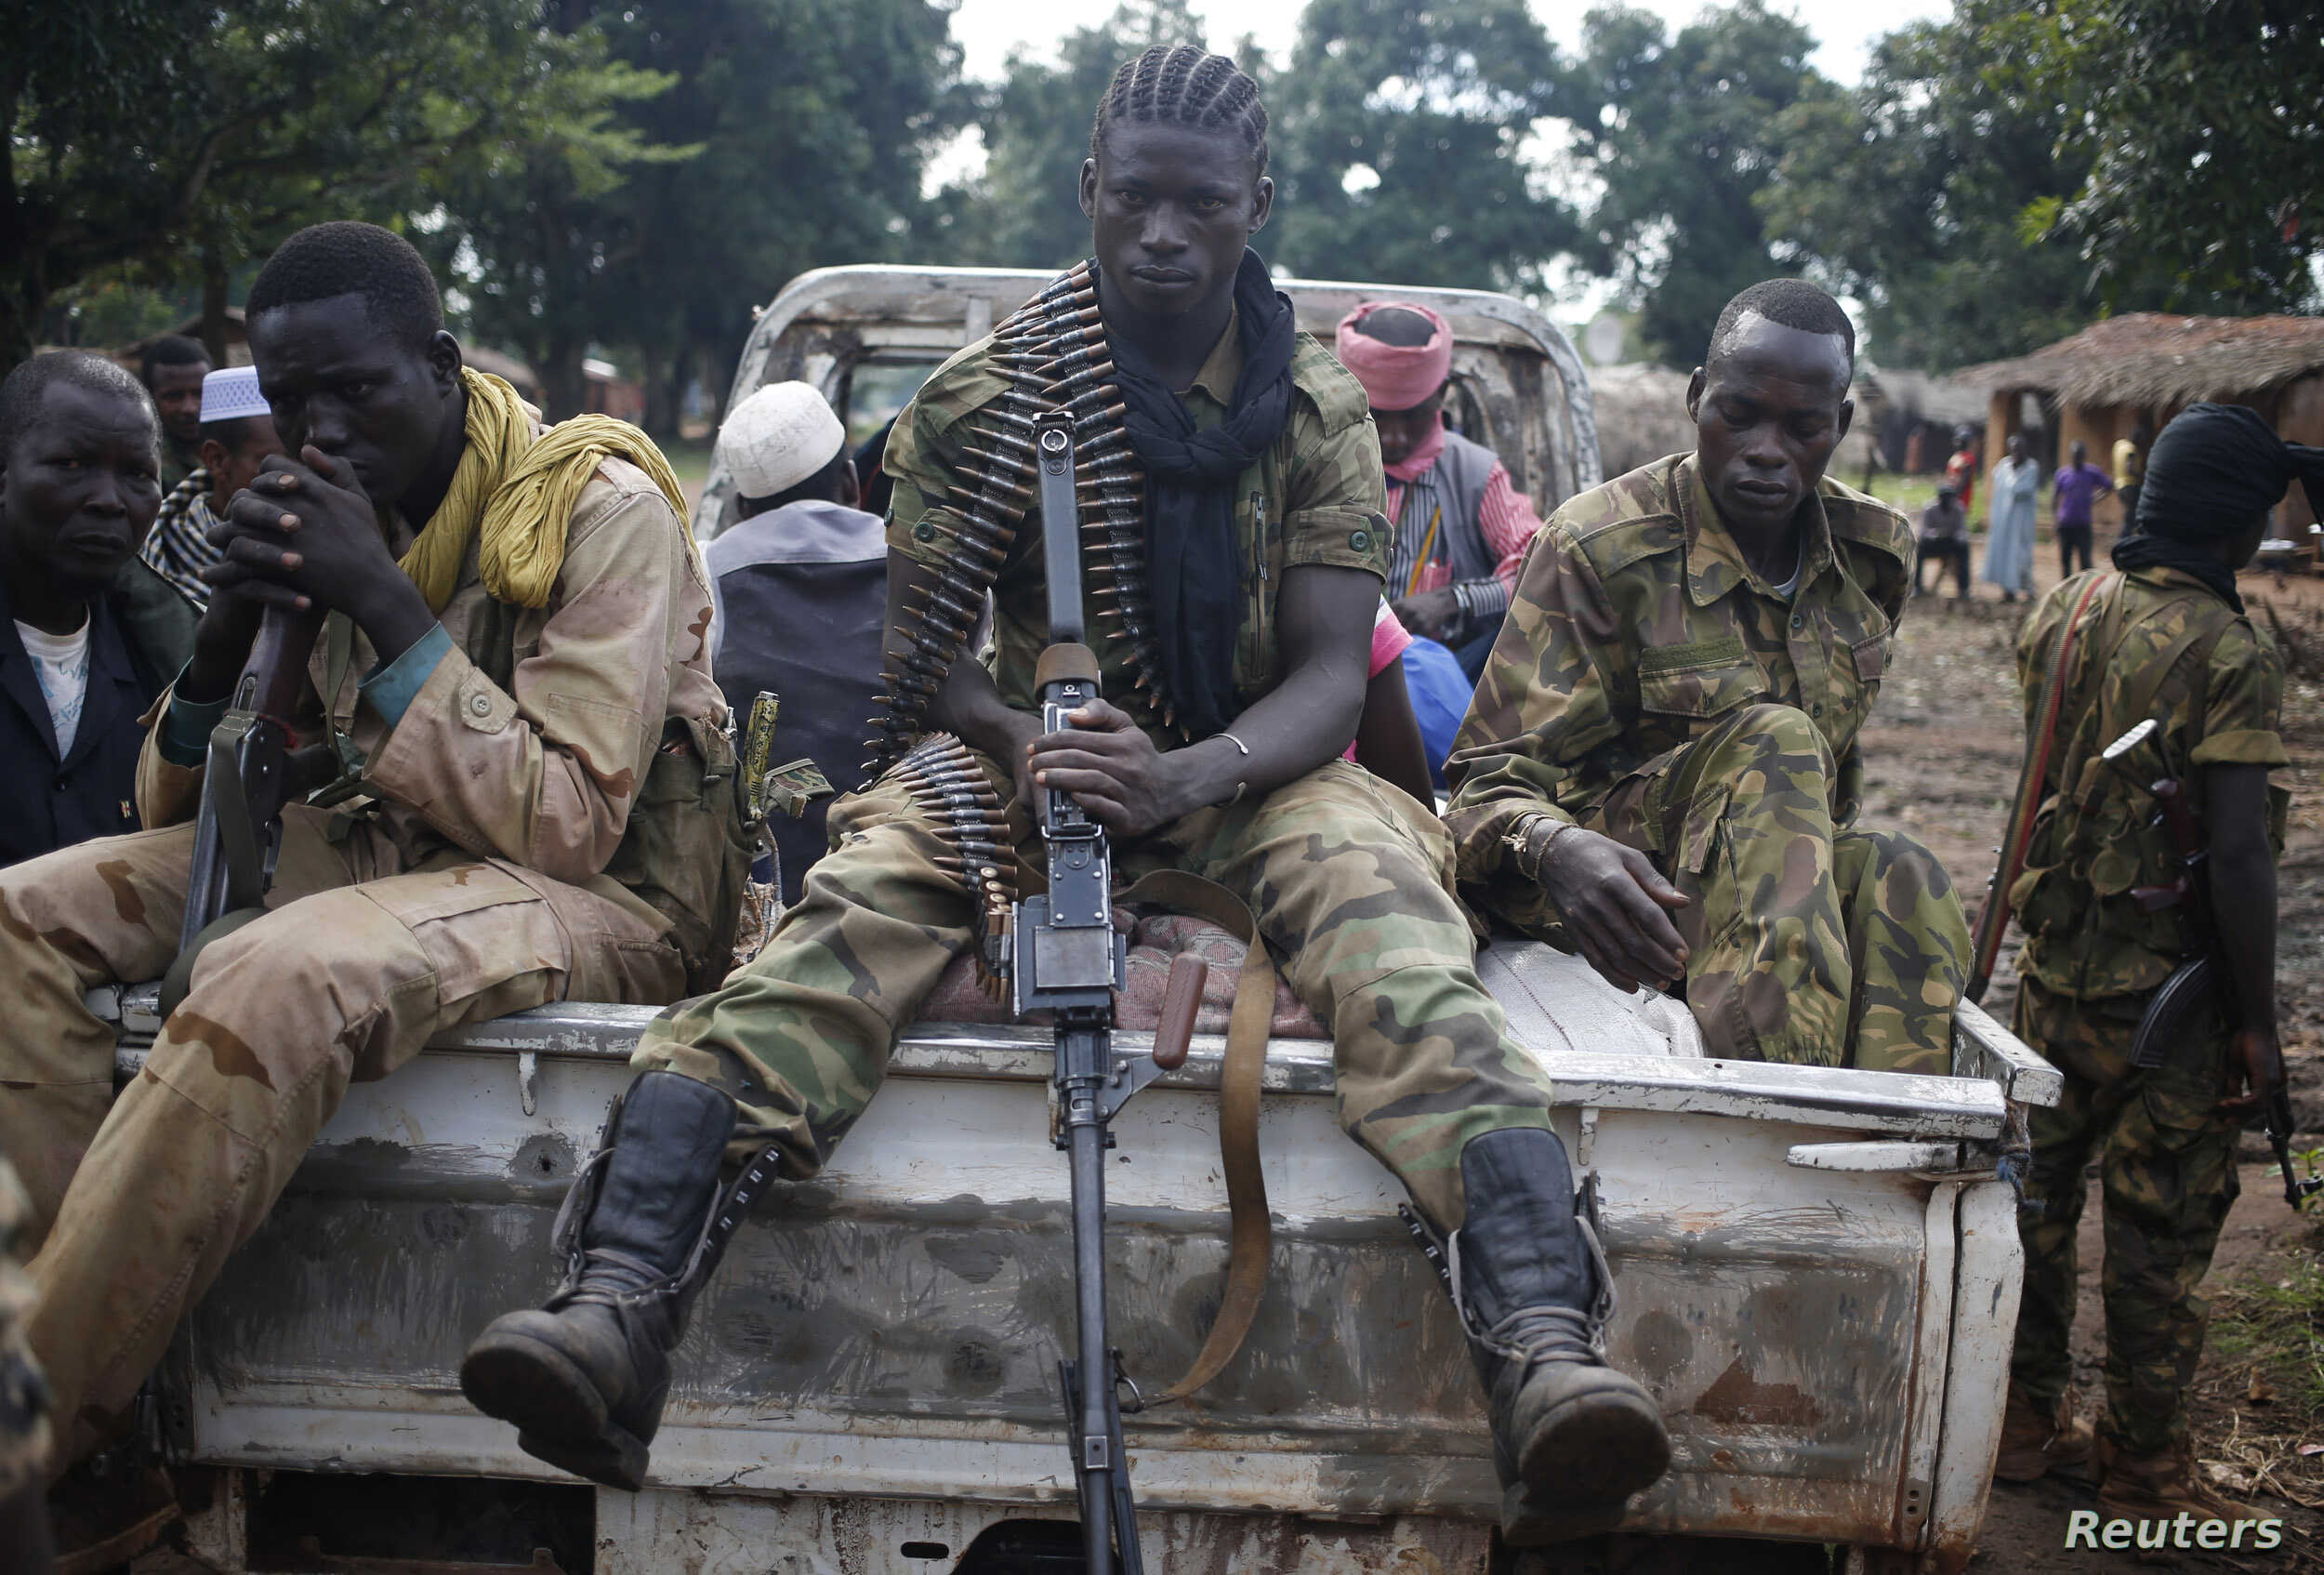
[162, 605, 326, 1014]
[1008, 411, 1207, 1572]
[2107, 720, 2320, 1211]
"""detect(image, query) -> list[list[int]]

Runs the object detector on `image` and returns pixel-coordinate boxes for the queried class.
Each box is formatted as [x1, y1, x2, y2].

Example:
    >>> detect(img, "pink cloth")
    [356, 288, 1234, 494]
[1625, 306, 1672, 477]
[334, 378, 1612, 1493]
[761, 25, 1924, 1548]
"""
[1336, 300, 1452, 413]
[1367, 599, 1415, 676]
[1386, 459, 1543, 598]
[1343, 603, 1415, 761]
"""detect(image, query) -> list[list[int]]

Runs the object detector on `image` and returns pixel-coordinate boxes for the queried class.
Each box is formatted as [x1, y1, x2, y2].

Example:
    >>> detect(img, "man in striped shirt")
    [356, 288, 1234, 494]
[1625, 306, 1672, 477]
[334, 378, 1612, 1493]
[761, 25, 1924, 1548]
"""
[1337, 300, 1543, 681]
[138, 366, 285, 608]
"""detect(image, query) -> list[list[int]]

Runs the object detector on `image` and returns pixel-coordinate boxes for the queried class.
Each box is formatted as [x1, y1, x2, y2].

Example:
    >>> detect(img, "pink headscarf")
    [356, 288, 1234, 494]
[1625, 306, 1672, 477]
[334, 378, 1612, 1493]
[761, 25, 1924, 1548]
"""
[1335, 300, 1452, 415]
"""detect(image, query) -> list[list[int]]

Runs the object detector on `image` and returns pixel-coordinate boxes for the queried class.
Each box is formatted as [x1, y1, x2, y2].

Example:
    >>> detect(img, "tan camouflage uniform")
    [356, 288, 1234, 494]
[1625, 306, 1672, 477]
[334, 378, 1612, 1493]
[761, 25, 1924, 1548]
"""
[1445, 454, 1969, 1073]
[0, 1156, 49, 1499]
[2007, 565, 2288, 1458]
[0, 421, 719, 1467]
[634, 316, 1565, 1232]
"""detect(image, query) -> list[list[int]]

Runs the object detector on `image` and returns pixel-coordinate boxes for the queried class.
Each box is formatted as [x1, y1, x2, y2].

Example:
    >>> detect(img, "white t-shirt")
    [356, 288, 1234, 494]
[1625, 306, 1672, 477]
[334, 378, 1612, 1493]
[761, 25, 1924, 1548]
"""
[16, 614, 91, 756]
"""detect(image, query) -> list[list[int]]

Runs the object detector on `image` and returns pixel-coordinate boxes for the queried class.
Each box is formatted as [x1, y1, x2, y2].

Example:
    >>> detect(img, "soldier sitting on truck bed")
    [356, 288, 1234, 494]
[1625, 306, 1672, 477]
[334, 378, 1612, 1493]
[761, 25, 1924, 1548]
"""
[0, 219, 733, 1476]
[461, 43, 1674, 1547]
[1446, 279, 1970, 1074]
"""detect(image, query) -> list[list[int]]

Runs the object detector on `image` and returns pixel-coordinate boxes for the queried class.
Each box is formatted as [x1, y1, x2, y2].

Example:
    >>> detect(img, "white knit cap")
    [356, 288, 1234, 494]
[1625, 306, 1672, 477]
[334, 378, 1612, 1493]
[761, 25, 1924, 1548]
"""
[718, 381, 847, 499]
[200, 365, 271, 423]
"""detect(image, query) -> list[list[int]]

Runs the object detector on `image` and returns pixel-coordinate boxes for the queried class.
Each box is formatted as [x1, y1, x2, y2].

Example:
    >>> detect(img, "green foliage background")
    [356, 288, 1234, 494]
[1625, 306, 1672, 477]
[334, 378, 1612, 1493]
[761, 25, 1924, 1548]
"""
[7, 0, 2320, 417]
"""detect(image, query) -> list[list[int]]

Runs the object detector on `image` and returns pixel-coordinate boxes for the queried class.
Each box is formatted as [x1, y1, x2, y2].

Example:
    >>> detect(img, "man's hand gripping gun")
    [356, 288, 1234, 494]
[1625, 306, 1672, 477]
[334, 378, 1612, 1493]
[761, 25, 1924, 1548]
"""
[2106, 719, 2319, 1211]
[162, 605, 327, 1014]
[1003, 413, 1207, 1573]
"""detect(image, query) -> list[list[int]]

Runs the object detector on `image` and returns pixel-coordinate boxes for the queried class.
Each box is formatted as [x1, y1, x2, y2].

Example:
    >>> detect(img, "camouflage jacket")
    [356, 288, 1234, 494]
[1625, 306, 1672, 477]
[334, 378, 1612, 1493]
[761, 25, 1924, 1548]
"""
[137, 414, 727, 933]
[0, 1154, 48, 1495]
[2011, 565, 2288, 999]
[1446, 452, 1914, 882]
[884, 306, 1389, 738]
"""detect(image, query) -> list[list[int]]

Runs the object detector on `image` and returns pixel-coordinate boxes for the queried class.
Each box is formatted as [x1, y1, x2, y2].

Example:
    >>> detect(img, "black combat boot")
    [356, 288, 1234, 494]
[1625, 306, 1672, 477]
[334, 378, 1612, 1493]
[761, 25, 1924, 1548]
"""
[1440, 1128, 1670, 1544]
[460, 1072, 766, 1491]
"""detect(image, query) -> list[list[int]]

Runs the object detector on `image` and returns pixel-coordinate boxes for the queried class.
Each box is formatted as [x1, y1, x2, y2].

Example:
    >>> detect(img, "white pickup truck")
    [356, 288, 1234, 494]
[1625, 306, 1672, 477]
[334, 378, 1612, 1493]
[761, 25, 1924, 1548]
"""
[95, 270, 2059, 1575]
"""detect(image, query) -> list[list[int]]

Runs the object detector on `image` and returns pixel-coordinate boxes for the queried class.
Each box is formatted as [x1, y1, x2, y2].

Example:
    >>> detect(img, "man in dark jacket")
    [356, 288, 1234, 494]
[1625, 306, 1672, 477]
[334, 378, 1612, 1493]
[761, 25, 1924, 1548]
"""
[0, 352, 195, 866]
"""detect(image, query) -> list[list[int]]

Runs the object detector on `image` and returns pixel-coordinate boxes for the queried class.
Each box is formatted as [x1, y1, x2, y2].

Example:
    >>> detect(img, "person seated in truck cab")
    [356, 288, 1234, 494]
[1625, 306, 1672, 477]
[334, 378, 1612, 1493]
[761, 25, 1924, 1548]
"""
[702, 381, 884, 904]
[0, 220, 731, 1481]
[1446, 278, 1969, 1075]
[460, 45, 1672, 1547]
[1337, 300, 1544, 683]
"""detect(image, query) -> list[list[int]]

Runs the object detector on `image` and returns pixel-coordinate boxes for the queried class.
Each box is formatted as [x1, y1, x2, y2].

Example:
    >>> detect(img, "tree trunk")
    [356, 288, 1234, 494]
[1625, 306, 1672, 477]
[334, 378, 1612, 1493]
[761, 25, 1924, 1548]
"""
[200, 243, 231, 365]
[643, 340, 686, 440]
[540, 338, 588, 426]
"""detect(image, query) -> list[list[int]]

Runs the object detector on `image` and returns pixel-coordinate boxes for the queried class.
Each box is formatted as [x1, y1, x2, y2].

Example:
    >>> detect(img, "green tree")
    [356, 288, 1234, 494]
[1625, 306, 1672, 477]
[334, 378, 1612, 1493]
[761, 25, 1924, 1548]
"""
[2, 0, 674, 368]
[1754, 19, 2100, 368]
[1264, 0, 1576, 290]
[440, 0, 964, 427]
[1557, 1, 1835, 366]
[1976, 0, 2322, 312]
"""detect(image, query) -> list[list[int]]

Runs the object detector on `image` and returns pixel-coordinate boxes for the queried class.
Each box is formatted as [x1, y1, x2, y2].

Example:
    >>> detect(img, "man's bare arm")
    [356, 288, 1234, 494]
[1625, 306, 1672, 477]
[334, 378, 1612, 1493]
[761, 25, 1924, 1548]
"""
[883, 552, 1045, 796]
[2208, 762, 2281, 1112]
[1027, 562, 1378, 836]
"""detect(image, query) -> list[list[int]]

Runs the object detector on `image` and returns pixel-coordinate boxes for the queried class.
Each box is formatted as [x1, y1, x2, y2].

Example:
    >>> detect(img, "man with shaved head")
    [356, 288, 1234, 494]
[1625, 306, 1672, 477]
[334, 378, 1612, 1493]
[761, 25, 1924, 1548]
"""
[1447, 279, 1969, 1073]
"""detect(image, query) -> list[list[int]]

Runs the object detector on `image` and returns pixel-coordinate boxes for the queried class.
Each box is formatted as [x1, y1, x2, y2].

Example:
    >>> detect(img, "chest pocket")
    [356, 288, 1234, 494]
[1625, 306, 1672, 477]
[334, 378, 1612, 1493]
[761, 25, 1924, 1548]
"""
[1637, 636, 1764, 721]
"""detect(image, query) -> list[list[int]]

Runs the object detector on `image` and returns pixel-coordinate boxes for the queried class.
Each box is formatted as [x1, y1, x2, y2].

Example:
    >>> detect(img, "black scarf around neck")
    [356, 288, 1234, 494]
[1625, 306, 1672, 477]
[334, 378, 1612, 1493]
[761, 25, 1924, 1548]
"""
[1103, 249, 1298, 737]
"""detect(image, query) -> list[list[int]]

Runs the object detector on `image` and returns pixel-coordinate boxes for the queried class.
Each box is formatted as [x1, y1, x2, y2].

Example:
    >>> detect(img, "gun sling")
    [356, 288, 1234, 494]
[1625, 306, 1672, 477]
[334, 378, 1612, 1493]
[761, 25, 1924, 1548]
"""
[1970, 570, 2113, 1001]
[1115, 867, 1277, 1407]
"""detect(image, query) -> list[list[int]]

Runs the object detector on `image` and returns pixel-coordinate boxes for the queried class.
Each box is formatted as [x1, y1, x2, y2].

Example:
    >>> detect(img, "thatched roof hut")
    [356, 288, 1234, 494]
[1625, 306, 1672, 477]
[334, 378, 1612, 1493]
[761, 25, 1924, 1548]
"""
[1961, 314, 2324, 531]
[1587, 364, 1696, 480]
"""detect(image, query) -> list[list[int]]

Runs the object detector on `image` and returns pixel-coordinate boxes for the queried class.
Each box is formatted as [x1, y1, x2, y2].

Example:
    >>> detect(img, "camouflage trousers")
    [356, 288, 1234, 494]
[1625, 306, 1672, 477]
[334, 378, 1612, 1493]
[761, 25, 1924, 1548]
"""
[0, 812, 683, 1468]
[637, 756, 1557, 1230]
[1592, 704, 1968, 1073]
[2010, 977, 2238, 1457]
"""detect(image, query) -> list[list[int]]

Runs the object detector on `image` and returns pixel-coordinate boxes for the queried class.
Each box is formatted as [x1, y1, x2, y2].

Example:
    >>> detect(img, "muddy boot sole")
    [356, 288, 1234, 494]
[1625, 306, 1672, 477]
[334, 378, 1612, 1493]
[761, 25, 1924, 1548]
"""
[1515, 1377, 1671, 1507]
[460, 1326, 651, 1490]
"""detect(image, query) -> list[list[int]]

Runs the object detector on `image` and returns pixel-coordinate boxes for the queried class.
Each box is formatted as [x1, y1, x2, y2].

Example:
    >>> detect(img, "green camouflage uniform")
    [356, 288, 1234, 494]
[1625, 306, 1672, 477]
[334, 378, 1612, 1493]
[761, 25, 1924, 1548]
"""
[1445, 454, 1968, 1073]
[0, 1155, 48, 1494]
[634, 312, 1565, 1231]
[2007, 565, 2288, 1457]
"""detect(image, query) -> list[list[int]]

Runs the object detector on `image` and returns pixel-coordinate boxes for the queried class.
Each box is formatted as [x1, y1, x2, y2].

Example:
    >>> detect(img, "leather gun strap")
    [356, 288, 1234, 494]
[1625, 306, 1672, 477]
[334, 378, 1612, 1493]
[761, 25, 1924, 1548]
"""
[1972, 571, 2113, 999]
[1117, 867, 1275, 1407]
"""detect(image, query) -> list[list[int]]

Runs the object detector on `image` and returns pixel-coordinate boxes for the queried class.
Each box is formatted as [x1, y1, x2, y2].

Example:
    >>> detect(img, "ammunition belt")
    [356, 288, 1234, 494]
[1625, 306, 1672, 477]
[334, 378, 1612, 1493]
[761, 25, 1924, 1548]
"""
[864, 260, 1184, 773]
[891, 733, 1019, 996]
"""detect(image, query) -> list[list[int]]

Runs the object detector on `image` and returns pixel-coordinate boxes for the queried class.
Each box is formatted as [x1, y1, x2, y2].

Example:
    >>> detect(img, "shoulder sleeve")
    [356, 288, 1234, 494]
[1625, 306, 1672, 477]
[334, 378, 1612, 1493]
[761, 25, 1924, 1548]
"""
[885, 338, 1009, 571]
[2190, 617, 2291, 768]
[1444, 515, 1633, 873]
[1279, 340, 1390, 582]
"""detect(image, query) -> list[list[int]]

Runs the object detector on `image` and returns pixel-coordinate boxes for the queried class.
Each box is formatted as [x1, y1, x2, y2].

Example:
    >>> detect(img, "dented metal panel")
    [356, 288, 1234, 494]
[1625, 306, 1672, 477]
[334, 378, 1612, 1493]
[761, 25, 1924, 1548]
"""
[693, 264, 1598, 545]
[105, 938, 2052, 1571]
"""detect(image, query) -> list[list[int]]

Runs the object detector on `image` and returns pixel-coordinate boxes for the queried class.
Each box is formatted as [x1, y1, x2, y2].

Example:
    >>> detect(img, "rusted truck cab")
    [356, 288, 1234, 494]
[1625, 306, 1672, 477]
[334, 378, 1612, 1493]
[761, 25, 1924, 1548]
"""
[102, 270, 2057, 1575]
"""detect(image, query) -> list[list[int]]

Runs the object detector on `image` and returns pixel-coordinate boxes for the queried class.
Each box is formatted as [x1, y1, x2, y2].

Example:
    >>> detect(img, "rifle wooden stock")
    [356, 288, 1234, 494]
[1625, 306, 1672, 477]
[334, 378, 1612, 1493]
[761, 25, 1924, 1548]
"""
[177, 605, 327, 957]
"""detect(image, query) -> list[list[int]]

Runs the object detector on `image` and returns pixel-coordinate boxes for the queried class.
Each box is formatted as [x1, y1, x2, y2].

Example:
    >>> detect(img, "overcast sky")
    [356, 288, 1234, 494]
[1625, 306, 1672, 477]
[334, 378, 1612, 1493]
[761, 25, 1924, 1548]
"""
[947, 0, 1949, 86]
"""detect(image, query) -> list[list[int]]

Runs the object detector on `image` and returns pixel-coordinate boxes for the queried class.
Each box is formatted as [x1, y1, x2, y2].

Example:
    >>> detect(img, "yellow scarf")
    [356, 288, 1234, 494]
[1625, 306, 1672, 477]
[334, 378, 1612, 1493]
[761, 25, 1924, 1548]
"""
[399, 367, 692, 613]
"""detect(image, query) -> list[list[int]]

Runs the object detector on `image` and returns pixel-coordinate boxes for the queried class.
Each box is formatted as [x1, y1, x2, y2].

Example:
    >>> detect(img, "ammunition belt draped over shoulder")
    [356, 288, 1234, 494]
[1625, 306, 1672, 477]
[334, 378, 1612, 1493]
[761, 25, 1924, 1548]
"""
[863, 261, 1188, 774]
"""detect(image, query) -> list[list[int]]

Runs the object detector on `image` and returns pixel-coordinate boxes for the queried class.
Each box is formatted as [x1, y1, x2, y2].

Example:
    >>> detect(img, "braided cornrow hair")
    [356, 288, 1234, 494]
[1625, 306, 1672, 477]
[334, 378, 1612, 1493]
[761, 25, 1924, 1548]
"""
[1088, 44, 1269, 180]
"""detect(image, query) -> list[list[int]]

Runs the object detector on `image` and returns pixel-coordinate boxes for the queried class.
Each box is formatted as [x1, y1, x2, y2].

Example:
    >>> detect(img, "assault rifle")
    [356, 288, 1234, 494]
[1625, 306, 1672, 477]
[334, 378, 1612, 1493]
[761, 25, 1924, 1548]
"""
[163, 605, 326, 1013]
[1008, 411, 1207, 1572]
[2107, 720, 2320, 1211]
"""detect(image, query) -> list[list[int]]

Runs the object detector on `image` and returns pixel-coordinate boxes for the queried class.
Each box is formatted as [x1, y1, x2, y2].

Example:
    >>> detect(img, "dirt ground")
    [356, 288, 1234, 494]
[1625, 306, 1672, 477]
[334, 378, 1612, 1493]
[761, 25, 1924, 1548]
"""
[1865, 523, 2324, 1571]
